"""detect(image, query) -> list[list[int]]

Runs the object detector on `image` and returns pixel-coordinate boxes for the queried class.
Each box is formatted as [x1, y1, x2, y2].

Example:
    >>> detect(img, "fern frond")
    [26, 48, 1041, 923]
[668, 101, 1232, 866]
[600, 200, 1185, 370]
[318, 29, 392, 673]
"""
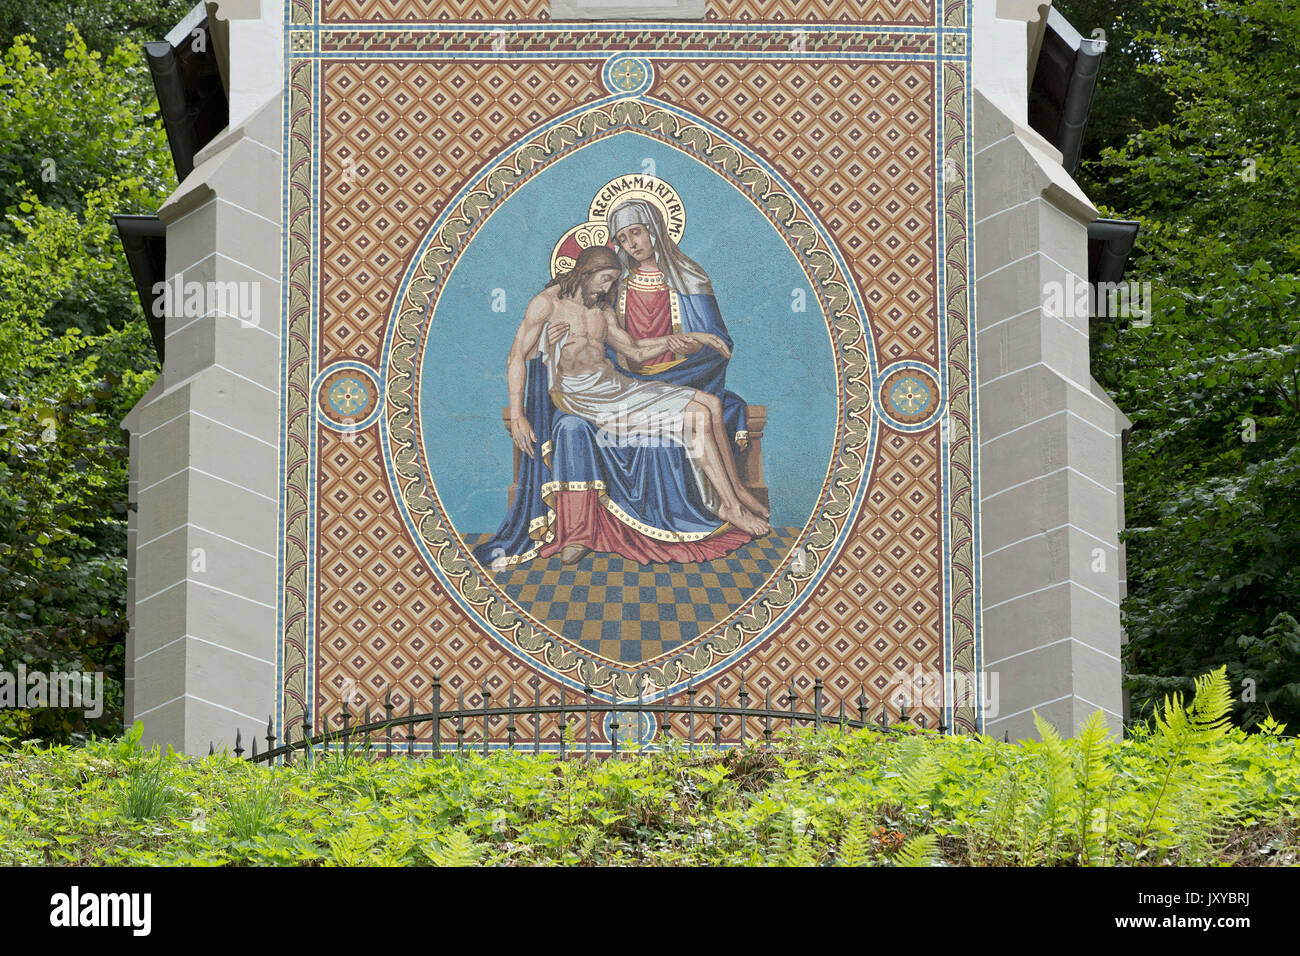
[899, 751, 941, 803]
[1030, 712, 1075, 862]
[1136, 667, 1234, 859]
[894, 833, 939, 867]
[1187, 667, 1233, 747]
[1074, 709, 1115, 866]
[788, 824, 817, 867]
[427, 830, 482, 867]
[972, 769, 1021, 865]
[767, 808, 792, 863]
[837, 814, 870, 867]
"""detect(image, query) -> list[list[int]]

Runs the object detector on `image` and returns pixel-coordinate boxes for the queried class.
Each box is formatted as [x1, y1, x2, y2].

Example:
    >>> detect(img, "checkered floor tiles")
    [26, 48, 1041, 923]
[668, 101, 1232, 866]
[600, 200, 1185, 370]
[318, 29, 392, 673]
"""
[471, 529, 800, 662]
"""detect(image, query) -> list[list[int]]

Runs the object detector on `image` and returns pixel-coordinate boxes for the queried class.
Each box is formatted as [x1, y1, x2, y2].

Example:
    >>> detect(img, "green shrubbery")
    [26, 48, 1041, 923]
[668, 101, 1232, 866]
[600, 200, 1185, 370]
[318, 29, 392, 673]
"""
[0, 669, 1295, 866]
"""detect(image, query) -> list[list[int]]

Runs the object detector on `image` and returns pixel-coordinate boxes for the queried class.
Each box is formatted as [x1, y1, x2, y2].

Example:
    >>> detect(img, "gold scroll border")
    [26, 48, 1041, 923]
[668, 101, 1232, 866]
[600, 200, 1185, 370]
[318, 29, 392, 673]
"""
[382, 102, 874, 696]
[941, 61, 979, 733]
[281, 56, 315, 735]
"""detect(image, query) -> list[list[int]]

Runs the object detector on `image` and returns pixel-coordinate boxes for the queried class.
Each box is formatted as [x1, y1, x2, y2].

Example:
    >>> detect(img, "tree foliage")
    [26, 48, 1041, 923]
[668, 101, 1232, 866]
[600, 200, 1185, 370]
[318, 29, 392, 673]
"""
[0, 0, 194, 64]
[0, 25, 171, 742]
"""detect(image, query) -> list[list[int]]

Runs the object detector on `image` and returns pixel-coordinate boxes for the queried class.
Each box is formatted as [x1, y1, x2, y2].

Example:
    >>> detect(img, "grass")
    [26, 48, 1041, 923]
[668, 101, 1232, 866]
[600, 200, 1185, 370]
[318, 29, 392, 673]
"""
[118, 756, 178, 823]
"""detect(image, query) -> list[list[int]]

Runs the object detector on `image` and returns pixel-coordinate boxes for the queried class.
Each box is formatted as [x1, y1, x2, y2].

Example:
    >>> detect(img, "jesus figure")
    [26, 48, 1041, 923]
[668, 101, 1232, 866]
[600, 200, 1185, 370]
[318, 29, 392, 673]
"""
[474, 246, 770, 569]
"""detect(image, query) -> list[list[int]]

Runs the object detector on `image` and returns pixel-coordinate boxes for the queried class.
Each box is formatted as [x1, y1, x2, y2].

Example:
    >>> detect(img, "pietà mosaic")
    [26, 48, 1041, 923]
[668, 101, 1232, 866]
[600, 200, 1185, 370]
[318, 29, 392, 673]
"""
[279, 0, 981, 751]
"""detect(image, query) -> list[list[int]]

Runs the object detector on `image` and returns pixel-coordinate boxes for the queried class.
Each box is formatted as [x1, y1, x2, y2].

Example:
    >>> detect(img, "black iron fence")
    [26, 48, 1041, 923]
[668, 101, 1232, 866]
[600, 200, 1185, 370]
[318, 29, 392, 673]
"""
[215, 675, 947, 765]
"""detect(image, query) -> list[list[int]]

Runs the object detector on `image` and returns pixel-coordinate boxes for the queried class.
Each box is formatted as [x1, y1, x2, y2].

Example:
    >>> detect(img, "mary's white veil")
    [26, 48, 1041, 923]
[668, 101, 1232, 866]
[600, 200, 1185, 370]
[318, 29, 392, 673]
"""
[608, 200, 714, 297]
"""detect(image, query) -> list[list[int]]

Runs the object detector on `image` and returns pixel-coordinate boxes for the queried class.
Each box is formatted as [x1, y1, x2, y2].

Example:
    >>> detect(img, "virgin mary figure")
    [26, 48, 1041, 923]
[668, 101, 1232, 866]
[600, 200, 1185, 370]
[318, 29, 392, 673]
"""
[604, 199, 750, 456]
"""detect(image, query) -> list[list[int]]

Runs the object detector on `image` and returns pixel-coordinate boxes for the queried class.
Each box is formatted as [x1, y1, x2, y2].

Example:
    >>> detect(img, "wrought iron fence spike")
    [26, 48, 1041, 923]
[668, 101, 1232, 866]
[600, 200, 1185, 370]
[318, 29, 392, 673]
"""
[432, 674, 442, 759]
[533, 680, 541, 756]
[457, 688, 466, 755]
[407, 695, 416, 759]
[384, 689, 394, 760]
[788, 679, 798, 735]
[737, 674, 749, 745]
[507, 688, 517, 752]
[584, 684, 593, 761]
[559, 689, 567, 761]
[686, 679, 696, 754]
[661, 680, 671, 746]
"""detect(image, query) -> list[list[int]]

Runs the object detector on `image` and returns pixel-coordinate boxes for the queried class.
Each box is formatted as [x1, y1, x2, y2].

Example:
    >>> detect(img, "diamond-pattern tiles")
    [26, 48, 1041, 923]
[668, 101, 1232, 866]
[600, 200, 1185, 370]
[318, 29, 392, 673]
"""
[318, 0, 930, 22]
[307, 39, 955, 744]
[651, 59, 937, 365]
[323, 0, 550, 21]
[320, 60, 605, 364]
[706, 0, 933, 23]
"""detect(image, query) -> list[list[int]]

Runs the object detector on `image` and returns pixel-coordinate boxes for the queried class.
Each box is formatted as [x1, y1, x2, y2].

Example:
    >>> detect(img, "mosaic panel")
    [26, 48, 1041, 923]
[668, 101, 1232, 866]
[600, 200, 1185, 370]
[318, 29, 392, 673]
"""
[282, 7, 979, 747]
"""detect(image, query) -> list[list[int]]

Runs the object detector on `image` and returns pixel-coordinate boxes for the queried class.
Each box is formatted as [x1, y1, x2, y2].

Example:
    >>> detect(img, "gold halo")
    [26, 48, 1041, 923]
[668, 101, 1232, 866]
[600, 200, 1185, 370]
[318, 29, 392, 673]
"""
[549, 220, 611, 278]
[589, 174, 687, 246]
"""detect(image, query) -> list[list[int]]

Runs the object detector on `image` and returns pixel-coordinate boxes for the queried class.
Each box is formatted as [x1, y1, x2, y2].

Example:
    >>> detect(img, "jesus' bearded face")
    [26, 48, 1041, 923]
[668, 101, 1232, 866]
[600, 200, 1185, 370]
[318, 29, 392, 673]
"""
[582, 267, 620, 306]
[615, 223, 655, 266]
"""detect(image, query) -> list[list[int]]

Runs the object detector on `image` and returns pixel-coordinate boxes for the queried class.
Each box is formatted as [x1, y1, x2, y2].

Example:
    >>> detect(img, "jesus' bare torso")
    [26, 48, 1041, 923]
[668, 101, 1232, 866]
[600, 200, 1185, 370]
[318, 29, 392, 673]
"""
[505, 279, 770, 538]
[549, 288, 621, 378]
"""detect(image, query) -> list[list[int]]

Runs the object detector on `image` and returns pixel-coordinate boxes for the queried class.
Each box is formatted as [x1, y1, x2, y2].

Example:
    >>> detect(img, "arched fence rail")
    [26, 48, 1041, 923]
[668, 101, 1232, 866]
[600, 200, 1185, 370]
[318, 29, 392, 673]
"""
[215, 675, 949, 765]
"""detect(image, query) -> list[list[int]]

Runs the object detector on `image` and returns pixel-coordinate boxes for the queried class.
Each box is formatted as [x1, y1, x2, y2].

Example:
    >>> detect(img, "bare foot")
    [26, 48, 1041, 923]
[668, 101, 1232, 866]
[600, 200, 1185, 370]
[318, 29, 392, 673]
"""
[720, 503, 770, 538]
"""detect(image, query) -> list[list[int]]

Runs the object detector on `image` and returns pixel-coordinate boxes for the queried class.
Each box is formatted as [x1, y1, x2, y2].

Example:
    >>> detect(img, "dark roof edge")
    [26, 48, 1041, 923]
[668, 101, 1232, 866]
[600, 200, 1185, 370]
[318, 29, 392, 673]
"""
[144, 40, 198, 181]
[1088, 218, 1141, 287]
[1046, 6, 1107, 177]
[1057, 44, 1103, 177]
[113, 214, 167, 365]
